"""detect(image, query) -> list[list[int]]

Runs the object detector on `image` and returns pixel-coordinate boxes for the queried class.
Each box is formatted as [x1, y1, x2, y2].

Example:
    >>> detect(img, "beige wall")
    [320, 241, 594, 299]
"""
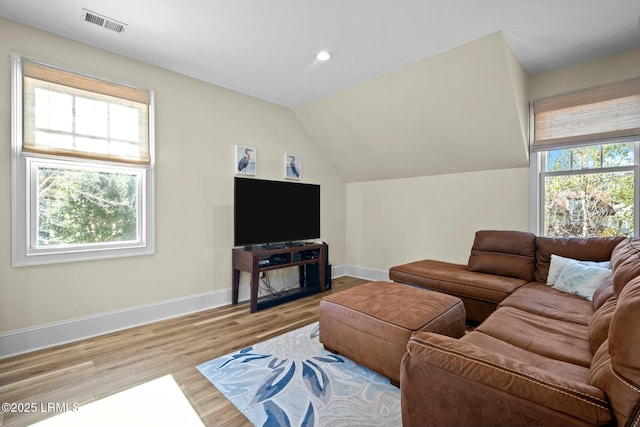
[346, 168, 530, 268]
[0, 18, 346, 333]
[529, 48, 640, 100]
[344, 47, 640, 272]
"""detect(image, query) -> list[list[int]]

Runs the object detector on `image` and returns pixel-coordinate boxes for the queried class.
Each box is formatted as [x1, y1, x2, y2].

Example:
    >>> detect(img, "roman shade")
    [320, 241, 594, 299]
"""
[532, 77, 640, 152]
[22, 59, 151, 165]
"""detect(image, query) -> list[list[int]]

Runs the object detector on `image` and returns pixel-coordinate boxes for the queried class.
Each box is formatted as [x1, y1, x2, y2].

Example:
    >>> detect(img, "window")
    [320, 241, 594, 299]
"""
[539, 142, 637, 237]
[532, 78, 640, 237]
[11, 55, 155, 265]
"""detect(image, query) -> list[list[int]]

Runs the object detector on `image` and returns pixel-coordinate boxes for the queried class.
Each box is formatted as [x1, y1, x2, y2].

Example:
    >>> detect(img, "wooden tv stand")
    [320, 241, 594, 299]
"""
[232, 242, 327, 312]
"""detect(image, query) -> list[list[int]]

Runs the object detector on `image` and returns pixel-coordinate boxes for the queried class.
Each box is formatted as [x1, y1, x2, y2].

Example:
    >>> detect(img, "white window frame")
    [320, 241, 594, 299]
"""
[530, 137, 640, 237]
[11, 54, 156, 266]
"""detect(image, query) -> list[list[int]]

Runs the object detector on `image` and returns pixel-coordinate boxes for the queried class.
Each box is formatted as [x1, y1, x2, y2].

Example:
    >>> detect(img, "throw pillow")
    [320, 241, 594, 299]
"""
[547, 254, 611, 286]
[553, 261, 612, 301]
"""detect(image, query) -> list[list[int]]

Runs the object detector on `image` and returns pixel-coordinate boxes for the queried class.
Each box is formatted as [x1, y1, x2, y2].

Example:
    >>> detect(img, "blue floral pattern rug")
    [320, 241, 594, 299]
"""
[197, 322, 401, 427]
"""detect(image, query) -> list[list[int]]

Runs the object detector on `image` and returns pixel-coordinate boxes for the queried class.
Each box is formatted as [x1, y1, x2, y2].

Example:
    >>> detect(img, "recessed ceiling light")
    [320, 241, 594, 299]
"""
[316, 51, 332, 61]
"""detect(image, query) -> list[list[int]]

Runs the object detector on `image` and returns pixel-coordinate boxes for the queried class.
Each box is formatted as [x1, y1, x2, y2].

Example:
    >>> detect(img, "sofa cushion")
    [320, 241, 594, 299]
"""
[476, 307, 593, 367]
[535, 236, 624, 283]
[389, 259, 526, 303]
[588, 275, 640, 427]
[499, 282, 594, 325]
[588, 295, 616, 355]
[405, 332, 613, 426]
[610, 237, 640, 296]
[467, 230, 536, 281]
[609, 275, 640, 392]
[592, 278, 614, 310]
[462, 331, 591, 384]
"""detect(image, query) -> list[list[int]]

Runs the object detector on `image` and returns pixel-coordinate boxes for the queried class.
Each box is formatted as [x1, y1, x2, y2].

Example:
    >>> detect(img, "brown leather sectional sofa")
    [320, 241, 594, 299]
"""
[389, 230, 640, 426]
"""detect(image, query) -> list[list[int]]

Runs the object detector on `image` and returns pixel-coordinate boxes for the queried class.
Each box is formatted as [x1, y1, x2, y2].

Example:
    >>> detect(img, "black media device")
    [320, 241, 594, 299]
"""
[234, 177, 321, 247]
[303, 242, 331, 290]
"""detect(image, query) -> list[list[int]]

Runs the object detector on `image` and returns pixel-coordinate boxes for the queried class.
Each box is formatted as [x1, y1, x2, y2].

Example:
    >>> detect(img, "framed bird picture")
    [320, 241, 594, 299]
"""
[284, 153, 301, 180]
[235, 145, 256, 175]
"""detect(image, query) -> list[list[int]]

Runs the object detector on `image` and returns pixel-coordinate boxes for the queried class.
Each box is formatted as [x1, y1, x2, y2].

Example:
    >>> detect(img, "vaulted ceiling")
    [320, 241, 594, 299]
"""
[1, 0, 639, 181]
[294, 32, 530, 182]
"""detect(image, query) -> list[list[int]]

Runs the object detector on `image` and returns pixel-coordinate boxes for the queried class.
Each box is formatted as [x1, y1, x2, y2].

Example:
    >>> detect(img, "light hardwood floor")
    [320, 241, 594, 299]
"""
[0, 276, 368, 427]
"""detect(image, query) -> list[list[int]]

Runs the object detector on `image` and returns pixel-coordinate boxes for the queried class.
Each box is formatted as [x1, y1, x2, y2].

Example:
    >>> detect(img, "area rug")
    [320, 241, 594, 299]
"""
[197, 322, 401, 427]
[30, 375, 204, 427]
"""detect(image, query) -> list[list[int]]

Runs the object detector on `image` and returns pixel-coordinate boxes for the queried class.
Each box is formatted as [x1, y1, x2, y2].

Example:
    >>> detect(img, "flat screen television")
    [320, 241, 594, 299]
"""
[234, 177, 321, 247]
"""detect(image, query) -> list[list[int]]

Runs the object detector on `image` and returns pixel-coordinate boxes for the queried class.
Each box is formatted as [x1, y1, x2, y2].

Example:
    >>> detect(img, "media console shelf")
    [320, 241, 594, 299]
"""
[232, 242, 327, 312]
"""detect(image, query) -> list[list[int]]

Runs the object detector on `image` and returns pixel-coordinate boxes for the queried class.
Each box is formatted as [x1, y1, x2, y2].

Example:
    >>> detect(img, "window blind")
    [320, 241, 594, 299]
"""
[532, 77, 640, 152]
[22, 59, 151, 165]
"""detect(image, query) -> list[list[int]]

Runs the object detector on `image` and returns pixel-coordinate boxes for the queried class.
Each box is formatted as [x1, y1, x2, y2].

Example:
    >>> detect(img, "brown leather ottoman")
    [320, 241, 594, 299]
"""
[319, 281, 465, 386]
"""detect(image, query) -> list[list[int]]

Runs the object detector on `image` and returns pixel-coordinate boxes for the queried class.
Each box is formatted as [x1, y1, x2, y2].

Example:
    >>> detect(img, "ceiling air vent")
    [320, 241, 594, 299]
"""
[82, 9, 127, 33]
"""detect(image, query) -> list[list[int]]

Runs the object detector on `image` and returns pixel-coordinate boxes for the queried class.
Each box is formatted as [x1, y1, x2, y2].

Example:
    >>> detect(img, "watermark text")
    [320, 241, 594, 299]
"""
[2, 402, 80, 413]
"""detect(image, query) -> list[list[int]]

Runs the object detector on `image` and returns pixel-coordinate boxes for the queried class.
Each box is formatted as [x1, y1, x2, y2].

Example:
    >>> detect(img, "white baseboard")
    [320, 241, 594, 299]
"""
[339, 265, 390, 282]
[0, 288, 239, 359]
[0, 265, 387, 359]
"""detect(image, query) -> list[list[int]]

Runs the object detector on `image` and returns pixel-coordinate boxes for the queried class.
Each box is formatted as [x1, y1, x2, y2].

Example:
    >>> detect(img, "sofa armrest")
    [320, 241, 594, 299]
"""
[401, 332, 613, 427]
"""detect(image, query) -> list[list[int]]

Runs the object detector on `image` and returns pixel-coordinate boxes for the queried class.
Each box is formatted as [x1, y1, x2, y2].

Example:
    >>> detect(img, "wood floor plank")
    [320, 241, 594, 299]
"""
[0, 276, 367, 427]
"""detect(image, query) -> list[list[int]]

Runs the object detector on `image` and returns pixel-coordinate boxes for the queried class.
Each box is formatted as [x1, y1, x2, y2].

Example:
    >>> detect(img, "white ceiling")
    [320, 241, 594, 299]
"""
[1, 0, 640, 108]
